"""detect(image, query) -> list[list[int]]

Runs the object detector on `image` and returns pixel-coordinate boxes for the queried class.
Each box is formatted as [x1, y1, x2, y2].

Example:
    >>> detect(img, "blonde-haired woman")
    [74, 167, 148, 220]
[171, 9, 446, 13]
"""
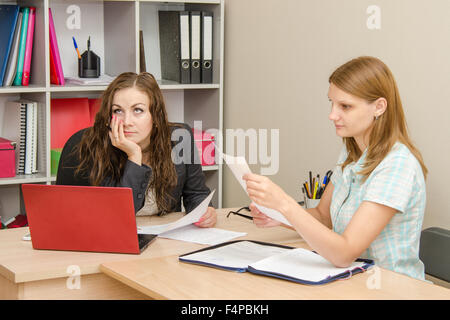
[243, 56, 427, 280]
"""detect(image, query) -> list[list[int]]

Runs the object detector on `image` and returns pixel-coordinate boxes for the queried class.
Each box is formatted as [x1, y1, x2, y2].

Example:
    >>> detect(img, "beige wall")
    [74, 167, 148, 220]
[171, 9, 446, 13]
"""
[223, 0, 450, 229]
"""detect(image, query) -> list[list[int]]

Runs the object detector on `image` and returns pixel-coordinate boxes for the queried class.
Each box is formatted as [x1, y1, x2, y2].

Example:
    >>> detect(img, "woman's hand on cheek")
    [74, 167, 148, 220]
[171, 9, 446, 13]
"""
[109, 115, 142, 165]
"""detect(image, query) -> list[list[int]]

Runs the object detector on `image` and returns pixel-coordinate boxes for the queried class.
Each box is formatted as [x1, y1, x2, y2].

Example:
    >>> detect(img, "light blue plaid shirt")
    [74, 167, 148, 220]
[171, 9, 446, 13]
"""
[330, 142, 426, 280]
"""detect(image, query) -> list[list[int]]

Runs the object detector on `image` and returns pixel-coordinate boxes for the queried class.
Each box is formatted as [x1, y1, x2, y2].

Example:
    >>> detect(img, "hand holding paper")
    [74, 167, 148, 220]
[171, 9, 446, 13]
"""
[221, 153, 292, 227]
[137, 189, 247, 245]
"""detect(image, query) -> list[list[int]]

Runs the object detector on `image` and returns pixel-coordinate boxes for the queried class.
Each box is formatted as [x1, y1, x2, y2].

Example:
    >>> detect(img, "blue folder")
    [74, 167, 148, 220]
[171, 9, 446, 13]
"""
[0, 5, 20, 86]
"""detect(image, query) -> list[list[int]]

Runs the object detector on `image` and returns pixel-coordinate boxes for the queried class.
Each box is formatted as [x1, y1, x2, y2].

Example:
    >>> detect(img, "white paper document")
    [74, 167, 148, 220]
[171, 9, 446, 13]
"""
[158, 224, 246, 246]
[221, 153, 292, 226]
[181, 240, 291, 269]
[249, 248, 366, 282]
[138, 190, 215, 236]
[137, 190, 247, 245]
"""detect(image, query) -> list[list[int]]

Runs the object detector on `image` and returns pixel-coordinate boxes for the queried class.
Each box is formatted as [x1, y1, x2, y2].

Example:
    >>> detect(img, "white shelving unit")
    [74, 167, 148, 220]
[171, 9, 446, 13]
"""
[0, 0, 224, 223]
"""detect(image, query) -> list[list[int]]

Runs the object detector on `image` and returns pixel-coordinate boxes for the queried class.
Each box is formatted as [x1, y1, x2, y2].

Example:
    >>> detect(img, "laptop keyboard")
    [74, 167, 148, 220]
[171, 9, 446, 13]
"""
[137, 234, 157, 252]
[138, 236, 148, 249]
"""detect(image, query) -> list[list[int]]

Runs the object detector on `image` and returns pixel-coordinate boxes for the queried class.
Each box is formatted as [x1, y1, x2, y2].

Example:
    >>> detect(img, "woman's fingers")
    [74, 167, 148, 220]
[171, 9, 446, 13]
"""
[195, 207, 217, 228]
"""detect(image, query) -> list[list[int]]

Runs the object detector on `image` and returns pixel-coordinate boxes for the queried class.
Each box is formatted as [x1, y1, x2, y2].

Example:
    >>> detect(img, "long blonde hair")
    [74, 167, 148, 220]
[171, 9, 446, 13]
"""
[329, 56, 427, 180]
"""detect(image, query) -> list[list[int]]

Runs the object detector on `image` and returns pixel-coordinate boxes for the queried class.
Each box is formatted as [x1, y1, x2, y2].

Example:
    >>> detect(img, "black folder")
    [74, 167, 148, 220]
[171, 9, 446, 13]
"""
[190, 11, 201, 84]
[201, 11, 213, 83]
[158, 11, 190, 84]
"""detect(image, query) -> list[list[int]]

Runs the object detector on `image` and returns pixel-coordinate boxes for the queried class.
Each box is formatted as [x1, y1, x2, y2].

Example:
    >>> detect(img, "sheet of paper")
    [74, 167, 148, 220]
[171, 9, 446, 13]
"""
[137, 190, 215, 235]
[181, 240, 291, 270]
[158, 224, 246, 245]
[138, 223, 172, 235]
[249, 248, 366, 282]
[64, 74, 115, 85]
[221, 153, 292, 226]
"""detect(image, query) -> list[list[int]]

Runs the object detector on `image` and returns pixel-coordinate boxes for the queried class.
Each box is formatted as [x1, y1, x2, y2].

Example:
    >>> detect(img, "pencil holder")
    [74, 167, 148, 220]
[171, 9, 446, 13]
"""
[305, 198, 320, 209]
[78, 49, 100, 78]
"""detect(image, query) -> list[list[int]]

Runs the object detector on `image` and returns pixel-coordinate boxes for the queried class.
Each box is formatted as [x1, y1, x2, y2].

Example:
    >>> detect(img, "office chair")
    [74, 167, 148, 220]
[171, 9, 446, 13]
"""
[419, 227, 450, 287]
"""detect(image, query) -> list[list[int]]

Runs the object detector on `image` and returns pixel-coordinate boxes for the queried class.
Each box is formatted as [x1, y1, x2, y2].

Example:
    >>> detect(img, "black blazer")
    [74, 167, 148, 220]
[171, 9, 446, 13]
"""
[56, 123, 211, 214]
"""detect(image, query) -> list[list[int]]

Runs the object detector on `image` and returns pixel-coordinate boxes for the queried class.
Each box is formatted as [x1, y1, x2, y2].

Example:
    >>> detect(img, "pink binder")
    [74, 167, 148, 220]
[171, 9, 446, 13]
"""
[48, 8, 64, 85]
[22, 7, 35, 86]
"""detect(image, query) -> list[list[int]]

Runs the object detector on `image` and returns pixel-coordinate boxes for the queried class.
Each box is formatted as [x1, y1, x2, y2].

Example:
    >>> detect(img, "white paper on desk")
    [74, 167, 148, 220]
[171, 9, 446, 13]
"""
[138, 224, 172, 235]
[249, 248, 366, 282]
[158, 224, 246, 245]
[137, 190, 215, 235]
[221, 153, 292, 227]
[181, 240, 291, 270]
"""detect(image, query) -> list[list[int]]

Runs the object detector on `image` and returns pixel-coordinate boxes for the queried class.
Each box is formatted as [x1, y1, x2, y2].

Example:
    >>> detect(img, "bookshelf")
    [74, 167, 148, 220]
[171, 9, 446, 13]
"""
[0, 0, 224, 223]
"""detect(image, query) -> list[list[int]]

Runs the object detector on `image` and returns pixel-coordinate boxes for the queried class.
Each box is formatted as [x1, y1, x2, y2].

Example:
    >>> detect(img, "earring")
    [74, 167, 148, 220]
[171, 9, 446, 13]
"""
[375, 115, 380, 120]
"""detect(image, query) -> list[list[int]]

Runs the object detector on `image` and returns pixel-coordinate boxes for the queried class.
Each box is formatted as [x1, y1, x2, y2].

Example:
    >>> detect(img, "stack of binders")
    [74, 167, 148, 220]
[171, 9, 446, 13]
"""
[0, 5, 36, 87]
[159, 11, 213, 84]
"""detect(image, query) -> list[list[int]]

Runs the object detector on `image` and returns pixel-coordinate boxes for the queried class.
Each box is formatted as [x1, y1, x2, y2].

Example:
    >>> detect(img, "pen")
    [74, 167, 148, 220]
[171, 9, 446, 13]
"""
[302, 186, 307, 207]
[322, 175, 328, 187]
[72, 36, 81, 59]
[304, 182, 311, 199]
[87, 36, 91, 68]
[313, 181, 318, 199]
[326, 170, 333, 186]
[309, 171, 313, 196]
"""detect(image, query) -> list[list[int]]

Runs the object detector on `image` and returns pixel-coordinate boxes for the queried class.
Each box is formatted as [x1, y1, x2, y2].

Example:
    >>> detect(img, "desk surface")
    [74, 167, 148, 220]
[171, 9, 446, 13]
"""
[0, 208, 300, 284]
[100, 244, 450, 300]
[1, 208, 449, 300]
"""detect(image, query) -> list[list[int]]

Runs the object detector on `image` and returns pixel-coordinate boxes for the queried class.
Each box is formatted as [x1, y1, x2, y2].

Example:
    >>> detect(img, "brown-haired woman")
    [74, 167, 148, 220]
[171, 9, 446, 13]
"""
[56, 72, 216, 227]
[243, 56, 427, 280]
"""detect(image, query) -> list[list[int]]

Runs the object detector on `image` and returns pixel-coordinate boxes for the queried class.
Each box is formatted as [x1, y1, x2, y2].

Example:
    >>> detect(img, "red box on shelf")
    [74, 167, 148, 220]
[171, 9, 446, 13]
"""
[0, 138, 16, 178]
[192, 129, 215, 166]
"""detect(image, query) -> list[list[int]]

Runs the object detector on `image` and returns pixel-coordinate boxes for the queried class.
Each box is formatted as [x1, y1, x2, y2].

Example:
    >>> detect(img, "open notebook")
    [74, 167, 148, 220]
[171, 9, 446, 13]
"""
[179, 240, 374, 285]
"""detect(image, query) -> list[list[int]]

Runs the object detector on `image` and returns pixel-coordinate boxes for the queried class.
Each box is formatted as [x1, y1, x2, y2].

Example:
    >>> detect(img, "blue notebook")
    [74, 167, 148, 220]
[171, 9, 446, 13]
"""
[0, 5, 20, 86]
[179, 240, 374, 285]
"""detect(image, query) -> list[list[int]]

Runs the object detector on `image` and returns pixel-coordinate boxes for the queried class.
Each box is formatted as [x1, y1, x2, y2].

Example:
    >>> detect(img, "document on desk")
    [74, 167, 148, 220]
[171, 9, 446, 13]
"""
[180, 240, 374, 284]
[138, 190, 215, 235]
[248, 248, 367, 283]
[180, 240, 291, 271]
[137, 190, 246, 245]
[158, 224, 246, 245]
[221, 153, 292, 226]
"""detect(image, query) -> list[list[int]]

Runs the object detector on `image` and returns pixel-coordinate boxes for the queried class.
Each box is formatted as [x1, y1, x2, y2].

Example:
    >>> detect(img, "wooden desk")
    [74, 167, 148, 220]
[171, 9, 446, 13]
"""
[100, 242, 450, 300]
[0, 208, 301, 299]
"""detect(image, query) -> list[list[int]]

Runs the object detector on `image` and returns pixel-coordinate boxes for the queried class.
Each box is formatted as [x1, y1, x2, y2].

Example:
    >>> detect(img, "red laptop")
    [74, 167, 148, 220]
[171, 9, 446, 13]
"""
[22, 184, 156, 254]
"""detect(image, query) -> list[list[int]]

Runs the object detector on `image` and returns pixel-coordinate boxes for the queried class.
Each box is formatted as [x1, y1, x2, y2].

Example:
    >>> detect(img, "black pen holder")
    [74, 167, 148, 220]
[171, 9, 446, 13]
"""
[78, 50, 100, 78]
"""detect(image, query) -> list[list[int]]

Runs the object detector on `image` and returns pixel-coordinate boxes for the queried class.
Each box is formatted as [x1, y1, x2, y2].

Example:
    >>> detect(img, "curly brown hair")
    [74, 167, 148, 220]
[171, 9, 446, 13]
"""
[75, 72, 178, 212]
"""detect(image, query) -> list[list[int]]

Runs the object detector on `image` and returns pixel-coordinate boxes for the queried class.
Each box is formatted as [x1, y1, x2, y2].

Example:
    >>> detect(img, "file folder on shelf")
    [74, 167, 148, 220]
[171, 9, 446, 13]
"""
[190, 11, 201, 84]
[159, 11, 190, 84]
[0, 4, 20, 86]
[49, 8, 64, 85]
[22, 7, 36, 86]
[201, 11, 213, 84]
[13, 7, 29, 86]
[2, 8, 21, 87]
[180, 11, 190, 83]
